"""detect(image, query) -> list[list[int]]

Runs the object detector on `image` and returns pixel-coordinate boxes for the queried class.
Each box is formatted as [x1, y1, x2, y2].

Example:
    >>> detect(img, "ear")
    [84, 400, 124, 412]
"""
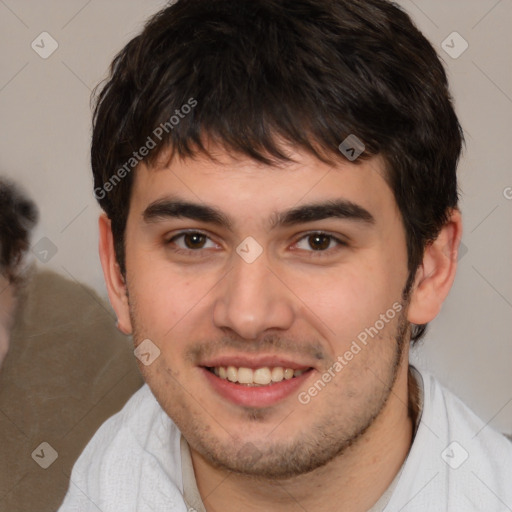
[407, 208, 463, 325]
[98, 214, 133, 335]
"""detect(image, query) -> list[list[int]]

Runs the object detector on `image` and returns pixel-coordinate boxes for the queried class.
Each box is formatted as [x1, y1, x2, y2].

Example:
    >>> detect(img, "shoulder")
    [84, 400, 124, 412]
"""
[387, 366, 512, 512]
[421, 367, 512, 462]
[58, 384, 188, 512]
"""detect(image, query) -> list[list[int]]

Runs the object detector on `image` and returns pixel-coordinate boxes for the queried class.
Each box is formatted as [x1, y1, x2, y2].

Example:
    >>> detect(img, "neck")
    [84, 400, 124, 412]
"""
[191, 361, 417, 512]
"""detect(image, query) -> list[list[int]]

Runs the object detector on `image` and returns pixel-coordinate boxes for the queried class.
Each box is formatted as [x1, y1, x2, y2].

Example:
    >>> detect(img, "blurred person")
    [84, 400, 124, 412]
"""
[0, 178, 38, 369]
[59, 1, 512, 511]
[0, 179, 143, 512]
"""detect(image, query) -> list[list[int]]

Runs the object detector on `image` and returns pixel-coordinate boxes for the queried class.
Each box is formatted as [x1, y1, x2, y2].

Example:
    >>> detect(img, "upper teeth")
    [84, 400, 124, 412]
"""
[212, 366, 307, 385]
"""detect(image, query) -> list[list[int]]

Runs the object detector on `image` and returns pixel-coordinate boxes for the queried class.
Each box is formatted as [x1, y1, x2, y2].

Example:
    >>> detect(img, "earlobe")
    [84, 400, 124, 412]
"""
[98, 214, 133, 335]
[407, 208, 463, 325]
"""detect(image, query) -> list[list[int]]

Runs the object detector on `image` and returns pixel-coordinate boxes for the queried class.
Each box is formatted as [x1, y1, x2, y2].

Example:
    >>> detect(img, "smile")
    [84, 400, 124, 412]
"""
[206, 365, 310, 386]
[202, 365, 315, 407]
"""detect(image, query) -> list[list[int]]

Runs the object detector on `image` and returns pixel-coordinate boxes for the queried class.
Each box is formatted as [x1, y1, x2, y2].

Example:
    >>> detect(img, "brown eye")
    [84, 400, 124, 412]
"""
[294, 232, 346, 255]
[307, 234, 332, 251]
[182, 233, 207, 249]
[167, 231, 217, 254]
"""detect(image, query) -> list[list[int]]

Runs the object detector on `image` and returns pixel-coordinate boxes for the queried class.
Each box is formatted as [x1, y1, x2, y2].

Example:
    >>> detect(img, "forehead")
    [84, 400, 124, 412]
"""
[128, 148, 399, 228]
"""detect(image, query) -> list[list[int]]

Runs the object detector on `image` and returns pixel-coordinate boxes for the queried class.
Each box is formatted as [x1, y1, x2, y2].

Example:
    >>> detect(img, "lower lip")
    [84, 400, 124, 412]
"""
[201, 367, 314, 408]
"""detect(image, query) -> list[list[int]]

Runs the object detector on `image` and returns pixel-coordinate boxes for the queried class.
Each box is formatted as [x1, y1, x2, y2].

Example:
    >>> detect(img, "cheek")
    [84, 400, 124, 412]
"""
[127, 257, 216, 340]
[292, 261, 404, 352]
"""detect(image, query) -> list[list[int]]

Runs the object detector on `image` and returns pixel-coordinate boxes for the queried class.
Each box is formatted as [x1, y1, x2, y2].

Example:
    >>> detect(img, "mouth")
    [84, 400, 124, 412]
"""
[200, 363, 315, 408]
[205, 365, 310, 385]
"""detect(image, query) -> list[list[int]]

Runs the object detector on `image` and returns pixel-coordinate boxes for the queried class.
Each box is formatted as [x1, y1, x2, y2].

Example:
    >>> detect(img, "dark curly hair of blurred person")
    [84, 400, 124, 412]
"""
[0, 178, 38, 284]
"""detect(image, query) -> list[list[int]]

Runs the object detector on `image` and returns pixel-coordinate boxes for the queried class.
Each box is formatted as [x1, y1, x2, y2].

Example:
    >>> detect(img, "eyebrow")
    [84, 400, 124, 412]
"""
[142, 196, 375, 231]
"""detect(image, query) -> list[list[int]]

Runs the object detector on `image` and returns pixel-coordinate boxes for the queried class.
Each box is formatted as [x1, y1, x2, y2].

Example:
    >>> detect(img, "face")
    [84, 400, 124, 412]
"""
[117, 148, 413, 478]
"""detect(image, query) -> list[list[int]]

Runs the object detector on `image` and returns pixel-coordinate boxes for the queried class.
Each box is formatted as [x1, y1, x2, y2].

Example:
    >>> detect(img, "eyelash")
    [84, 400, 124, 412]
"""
[165, 230, 347, 258]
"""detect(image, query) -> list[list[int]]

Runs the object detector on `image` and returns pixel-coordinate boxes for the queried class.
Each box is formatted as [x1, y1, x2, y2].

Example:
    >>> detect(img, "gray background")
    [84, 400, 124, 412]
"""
[0, 0, 510, 434]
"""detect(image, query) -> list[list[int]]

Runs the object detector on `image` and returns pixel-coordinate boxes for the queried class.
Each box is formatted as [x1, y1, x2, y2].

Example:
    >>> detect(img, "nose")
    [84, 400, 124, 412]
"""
[212, 249, 295, 340]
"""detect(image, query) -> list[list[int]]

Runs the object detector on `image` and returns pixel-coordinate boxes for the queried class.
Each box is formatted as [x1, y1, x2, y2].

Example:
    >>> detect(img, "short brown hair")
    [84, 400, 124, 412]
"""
[91, 0, 464, 343]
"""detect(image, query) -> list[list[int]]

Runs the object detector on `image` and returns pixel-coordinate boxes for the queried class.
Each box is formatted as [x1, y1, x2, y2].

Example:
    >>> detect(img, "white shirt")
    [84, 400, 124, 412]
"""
[58, 366, 512, 511]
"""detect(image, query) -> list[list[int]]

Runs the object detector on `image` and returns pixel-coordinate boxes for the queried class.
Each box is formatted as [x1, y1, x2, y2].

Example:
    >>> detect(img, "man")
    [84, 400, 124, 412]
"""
[59, 0, 512, 510]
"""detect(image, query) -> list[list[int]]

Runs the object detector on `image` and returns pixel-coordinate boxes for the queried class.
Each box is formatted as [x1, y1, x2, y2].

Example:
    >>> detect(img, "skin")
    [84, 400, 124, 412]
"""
[0, 274, 18, 369]
[99, 146, 462, 511]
